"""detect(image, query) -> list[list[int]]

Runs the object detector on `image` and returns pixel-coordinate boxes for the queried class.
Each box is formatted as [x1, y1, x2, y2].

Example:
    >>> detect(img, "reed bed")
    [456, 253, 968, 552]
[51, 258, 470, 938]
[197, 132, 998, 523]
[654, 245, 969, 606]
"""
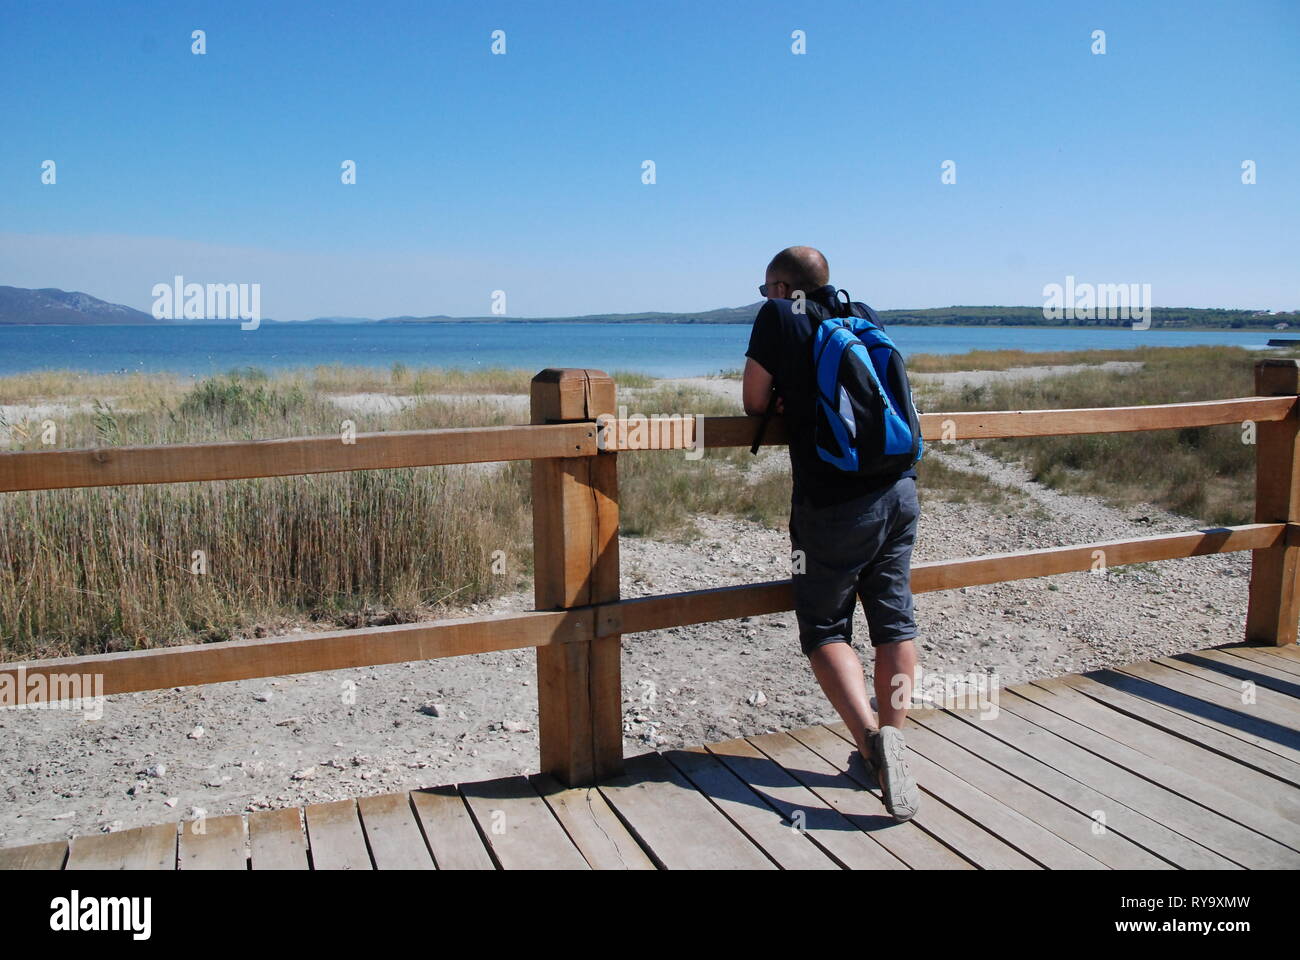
[918, 345, 1275, 525]
[0, 368, 536, 657]
[7, 345, 1256, 657]
[0, 368, 800, 655]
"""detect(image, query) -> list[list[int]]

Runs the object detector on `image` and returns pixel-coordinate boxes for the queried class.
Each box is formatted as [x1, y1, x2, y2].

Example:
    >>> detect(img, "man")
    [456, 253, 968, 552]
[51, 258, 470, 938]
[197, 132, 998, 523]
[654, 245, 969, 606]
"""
[742, 245, 921, 822]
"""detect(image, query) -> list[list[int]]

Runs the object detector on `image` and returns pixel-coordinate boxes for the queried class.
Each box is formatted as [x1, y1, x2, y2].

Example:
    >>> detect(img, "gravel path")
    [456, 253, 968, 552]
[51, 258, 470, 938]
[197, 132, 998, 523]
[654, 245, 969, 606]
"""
[909, 360, 1143, 390]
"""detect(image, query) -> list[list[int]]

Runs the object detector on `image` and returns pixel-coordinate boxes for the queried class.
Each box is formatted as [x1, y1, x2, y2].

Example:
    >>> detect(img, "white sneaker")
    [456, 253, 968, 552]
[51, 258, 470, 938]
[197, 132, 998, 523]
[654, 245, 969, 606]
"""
[871, 725, 920, 822]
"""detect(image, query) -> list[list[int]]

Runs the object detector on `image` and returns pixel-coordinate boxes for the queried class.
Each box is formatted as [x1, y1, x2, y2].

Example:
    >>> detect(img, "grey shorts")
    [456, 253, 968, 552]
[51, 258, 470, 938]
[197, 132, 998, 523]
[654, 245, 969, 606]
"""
[789, 475, 920, 656]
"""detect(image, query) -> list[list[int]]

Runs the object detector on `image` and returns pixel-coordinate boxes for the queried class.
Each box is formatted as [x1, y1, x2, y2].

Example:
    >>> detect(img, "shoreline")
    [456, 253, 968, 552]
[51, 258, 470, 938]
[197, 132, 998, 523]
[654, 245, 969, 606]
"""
[0, 337, 1286, 384]
[0, 320, 1290, 331]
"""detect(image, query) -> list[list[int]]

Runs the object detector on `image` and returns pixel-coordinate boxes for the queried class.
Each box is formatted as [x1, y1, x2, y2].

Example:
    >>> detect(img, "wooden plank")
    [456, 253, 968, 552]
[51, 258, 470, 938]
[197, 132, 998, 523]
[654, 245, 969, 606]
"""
[1032, 677, 1300, 826]
[303, 799, 372, 870]
[612, 396, 1295, 451]
[531, 369, 622, 785]
[529, 773, 656, 870]
[1013, 683, 1300, 836]
[1245, 359, 1300, 646]
[703, 736, 906, 870]
[605, 580, 795, 637]
[2, 607, 587, 701]
[909, 524, 1283, 595]
[0, 421, 598, 492]
[884, 719, 1169, 869]
[597, 524, 1283, 638]
[1087, 667, 1300, 765]
[2, 531, 1277, 709]
[600, 412, 712, 452]
[248, 807, 309, 870]
[409, 786, 495, 870]
[783, 724, 1035, 870]
[1172, 649, 1300, 700]
[917, 396, 1295, 440]
[1152, 654, 1300, 716]
[916, 710, 1237, 869]
[460, 775, 589, 870]
[1257, 643, 1300, 663]
[1219, 645, 1300, 678]
[660, 746, 840, 870]
[0, 840, 68, 870]
[357, 792, 435, 869]
[995, 689, 1300, 868]
[800, 725, 1053, 869]
[607, 414, 785, 451]
[1051, 673, 1300, 790]
[766, 727, 977, 869]
[66, 822, 177, 870]
[1110, 662, 1300, 757]
[598, 752, 775, 870]
[1144, 655, 1300, 712]
[178, 814, 246, 870]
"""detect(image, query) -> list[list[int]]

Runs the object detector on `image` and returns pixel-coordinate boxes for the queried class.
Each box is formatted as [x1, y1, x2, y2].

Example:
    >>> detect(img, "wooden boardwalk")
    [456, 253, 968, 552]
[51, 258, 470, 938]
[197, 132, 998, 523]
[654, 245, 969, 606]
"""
[4, 641, 1299, 870]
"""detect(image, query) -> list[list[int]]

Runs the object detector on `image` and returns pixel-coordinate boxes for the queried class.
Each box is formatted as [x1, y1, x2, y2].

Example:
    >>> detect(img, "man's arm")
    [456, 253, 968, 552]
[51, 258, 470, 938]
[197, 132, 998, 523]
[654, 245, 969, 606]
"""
[743, 300, 785, 417]
[742, 357, 783, 416]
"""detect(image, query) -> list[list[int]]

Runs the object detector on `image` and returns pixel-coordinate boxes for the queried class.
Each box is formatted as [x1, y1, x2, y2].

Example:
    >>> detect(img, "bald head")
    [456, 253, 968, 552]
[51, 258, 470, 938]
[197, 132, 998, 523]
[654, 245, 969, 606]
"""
[766, 246, 829, 293]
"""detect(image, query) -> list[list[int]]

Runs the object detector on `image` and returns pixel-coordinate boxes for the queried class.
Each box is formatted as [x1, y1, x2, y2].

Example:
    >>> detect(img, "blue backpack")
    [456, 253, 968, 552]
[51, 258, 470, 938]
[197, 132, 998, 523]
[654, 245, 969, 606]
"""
[808, 291, 924, 478]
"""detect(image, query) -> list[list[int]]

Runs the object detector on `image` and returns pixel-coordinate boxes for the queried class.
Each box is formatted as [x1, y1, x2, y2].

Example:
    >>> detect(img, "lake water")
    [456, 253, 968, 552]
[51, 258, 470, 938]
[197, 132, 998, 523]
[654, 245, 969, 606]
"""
[0, 323, 1280, 378]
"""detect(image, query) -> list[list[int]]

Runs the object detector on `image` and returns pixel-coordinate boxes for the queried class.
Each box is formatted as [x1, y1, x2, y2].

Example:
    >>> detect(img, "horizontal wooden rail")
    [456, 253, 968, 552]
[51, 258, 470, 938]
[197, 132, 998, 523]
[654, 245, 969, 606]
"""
[4, 522, 1282, 702]
[603, 395, 1295, 451]
[595, 522, 1288, 637]
[918, 396, 1294, 441]
[0, 422, 598, 493]
[2, 396, 1287, 493]
[0, 608, 592, 703]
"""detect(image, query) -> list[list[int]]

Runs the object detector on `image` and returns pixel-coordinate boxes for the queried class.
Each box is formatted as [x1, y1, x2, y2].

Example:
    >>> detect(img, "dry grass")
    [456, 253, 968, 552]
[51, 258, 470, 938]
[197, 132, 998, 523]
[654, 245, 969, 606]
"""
[301, 364, 533, 396]
[0, 370, 193, 408]
[906, 346, 1147, 373]
[914, 453, 1028, 508]
[0, 369, 792, 655]
[7, 345, 1262, 656]
[919, 345, 1278, 524]
[0, 368, 536, 658]
[614, 383, 783, 536]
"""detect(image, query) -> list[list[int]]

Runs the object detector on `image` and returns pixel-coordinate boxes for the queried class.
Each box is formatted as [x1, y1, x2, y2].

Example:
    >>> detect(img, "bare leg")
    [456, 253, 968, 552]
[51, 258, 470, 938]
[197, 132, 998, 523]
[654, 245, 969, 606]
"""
[808, 642, 878, 762]
[874, 639, 918, 730]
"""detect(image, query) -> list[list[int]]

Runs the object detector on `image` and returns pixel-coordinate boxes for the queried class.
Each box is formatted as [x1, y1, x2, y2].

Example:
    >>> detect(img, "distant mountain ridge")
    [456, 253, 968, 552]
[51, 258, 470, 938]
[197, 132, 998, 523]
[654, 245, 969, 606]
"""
[370, 303, 763, 324]
[0, 286, 162, 325]
[0, 287, 764, 326]
[0, 286, 1293, 329]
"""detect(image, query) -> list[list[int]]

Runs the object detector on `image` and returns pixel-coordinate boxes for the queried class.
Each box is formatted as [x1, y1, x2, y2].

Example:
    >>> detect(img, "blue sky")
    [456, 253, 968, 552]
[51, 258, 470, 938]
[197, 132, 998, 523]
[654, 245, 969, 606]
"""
[2, 0, 1297, 320]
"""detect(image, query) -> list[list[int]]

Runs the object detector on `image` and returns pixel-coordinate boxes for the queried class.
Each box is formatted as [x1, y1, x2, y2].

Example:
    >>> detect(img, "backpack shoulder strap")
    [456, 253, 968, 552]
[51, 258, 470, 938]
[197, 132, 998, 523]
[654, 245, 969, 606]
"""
[807, 289, 855, 325]
[847, 302, 903, 353]
[848, 300, 881, 326]
[804, 298, 835, 326]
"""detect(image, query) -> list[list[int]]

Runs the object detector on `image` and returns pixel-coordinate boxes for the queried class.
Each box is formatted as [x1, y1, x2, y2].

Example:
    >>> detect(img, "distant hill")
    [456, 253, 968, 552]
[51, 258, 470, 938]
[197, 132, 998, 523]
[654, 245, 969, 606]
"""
[367, 303, 1298, 329]
[1, 285, 1294, 329]
[0, 286, 162, 324]
[876, 305, 1299, 330]
[369, 303, 764, 324]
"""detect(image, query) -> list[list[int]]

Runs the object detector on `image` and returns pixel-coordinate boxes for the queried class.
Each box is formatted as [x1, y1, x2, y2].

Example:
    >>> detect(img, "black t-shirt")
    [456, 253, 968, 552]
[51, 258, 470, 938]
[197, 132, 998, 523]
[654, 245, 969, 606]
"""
[745, 285, 918, 509]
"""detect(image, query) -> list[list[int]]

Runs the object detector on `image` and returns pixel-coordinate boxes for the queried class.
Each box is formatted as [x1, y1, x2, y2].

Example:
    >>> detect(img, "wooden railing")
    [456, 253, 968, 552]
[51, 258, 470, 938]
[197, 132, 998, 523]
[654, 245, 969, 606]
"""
[1, 359, 1297, 786]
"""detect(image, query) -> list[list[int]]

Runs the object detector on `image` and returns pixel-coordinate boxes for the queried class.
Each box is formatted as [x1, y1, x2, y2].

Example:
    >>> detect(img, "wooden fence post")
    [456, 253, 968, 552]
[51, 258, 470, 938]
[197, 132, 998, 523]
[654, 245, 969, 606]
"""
[529, 368, 624, 784]
[1246, 358, 1300, 646]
